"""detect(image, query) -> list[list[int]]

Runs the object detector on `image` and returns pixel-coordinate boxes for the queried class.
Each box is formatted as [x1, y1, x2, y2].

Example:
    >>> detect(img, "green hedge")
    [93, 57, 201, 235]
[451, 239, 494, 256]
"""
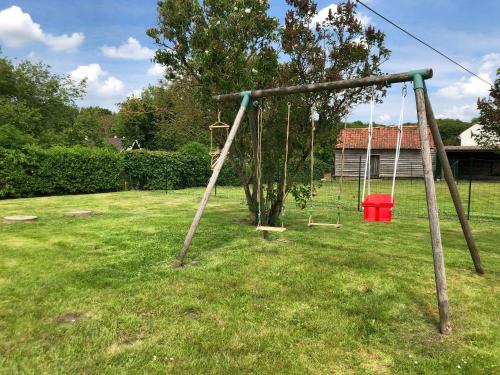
[0, 144, 324, 198]
[0, 146, 123, 198]
[123, 143, 238, 190]
[0, 143, 239, 198]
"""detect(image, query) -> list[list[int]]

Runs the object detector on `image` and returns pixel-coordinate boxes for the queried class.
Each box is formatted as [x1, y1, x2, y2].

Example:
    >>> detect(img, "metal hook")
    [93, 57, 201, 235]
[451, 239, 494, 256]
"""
[402, 83, 408, 98]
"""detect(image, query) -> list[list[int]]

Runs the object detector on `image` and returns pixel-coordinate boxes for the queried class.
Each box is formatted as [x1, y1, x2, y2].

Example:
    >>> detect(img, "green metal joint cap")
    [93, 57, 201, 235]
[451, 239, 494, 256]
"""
[409, 68, 432, 91]
[240, 91, 252, 108]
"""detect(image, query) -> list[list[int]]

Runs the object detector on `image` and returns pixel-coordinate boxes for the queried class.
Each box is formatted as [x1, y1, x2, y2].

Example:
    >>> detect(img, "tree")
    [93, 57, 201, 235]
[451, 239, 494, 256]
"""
[0, 55, 85, 146]
[0, 124, 34, 149]
[148, 0, 389, 226]
[475, 69, 500, 149]
[115, 96, 158, 149]
[65, 107, 115, 146]
[141, 82, 209, 150]
[435, 118, 472, 145]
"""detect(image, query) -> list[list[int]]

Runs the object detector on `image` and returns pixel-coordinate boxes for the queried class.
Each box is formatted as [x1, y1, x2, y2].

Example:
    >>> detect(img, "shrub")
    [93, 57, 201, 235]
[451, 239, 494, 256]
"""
[0, 144, 240, 199]
[123, 143, 239, 190]
[0, 146, 123, 198]
[123, 150, 186, 190]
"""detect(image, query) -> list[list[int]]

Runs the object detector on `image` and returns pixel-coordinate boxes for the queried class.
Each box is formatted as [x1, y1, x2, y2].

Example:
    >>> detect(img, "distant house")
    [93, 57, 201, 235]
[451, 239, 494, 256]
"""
[441, 145, 500, 180]
[105, 137, 141, 152]
[106, 136, 124, 152]
[335, 126, 435, 178]
[458, 124, 484, 146]
[127, 140, 142, 151]
[435, 124, 500, 180]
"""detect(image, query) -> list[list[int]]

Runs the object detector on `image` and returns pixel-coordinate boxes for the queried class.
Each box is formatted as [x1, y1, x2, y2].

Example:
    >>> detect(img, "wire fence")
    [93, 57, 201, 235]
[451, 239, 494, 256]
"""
[310, 158, 500, 222]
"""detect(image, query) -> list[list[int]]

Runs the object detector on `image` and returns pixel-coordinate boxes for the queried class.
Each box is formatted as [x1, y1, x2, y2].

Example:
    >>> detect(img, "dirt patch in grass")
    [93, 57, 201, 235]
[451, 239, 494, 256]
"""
[186, 259, 200, 267]
[359, 348, 393, 374]
[55, 311, 94, 324]
[182, 307, 202, 319]
[107, 333, 145, 355]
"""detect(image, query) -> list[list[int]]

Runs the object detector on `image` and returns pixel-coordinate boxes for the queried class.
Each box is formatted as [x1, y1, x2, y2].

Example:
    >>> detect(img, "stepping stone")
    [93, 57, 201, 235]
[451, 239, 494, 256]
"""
[4, 215, 38, 223]
[64, 210, 92, 217]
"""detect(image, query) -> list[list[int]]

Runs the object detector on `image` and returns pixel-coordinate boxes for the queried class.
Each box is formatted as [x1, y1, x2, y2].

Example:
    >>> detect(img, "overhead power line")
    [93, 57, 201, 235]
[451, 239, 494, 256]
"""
[355, 0, 493, 87]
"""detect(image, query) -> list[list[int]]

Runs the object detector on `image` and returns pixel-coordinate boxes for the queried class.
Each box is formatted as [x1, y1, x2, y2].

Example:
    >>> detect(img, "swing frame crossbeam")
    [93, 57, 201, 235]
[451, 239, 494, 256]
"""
[175, 68, 485, 335]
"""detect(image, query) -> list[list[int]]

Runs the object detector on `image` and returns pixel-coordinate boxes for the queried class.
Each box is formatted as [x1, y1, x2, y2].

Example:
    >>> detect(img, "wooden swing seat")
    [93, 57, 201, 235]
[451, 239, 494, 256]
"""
[308, 222, 342, 228]
[256, 226, 287, 233]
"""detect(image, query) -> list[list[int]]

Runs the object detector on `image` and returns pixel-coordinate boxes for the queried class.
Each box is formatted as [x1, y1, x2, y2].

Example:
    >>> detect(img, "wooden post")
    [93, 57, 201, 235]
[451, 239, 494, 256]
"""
[175, 97, 250, 267]
[424, 92, 484, 274]
[415, 86, 451, 334]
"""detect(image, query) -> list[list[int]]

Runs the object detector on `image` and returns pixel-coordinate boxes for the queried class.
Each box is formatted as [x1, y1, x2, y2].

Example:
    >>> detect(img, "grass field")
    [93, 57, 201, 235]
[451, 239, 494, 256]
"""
[0, 186, 499, 374]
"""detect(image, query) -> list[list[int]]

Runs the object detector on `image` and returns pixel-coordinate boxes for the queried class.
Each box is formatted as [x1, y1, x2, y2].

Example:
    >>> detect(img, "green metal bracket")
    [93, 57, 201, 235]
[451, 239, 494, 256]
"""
[240, 91, 252, 108]
[409, 69, 430, 91]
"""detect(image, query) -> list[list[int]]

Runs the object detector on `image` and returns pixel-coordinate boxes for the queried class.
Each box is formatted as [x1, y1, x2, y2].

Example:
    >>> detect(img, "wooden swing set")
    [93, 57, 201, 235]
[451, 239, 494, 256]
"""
[175, 69, 485, 334]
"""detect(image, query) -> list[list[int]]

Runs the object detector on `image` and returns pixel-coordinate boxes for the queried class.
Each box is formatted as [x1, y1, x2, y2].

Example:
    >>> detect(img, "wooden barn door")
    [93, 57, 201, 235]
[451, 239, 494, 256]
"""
[370, 155, 380, 178]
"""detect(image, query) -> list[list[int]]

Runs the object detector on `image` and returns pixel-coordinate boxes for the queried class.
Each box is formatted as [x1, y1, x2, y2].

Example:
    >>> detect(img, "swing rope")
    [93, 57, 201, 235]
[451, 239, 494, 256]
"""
[336, 112, 349, 225]
[362, 85, 407, 204]
[256, 103, 290, 231]
[308, 107, 343, 228]
[280, 103, 291, 229]
[308, 114, 316, 225]
[362, 87, 375, 202]
[391, 84, 407, 203]
[256, 105, 263, 227]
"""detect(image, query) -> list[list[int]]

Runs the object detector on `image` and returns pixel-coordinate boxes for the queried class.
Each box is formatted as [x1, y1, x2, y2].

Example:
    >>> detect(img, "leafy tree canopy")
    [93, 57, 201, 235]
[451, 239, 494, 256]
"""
[475, 69, 500, 149]
[115, 81, 209, 150]
[148, 0, 390, 225]
[65, 107, 115, 147]
[0, 55, 85, 147]
[435, 118, 473, 146]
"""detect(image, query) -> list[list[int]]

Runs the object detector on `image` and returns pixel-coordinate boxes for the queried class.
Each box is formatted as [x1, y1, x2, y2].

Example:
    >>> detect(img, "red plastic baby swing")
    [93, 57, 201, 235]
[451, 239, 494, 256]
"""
[361, 85, 407, 222]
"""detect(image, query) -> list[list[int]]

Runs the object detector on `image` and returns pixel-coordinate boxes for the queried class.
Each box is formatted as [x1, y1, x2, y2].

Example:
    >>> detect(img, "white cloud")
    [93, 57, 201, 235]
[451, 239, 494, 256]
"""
[127, 89, 143, 98]
[312, 3, 372, 28]
[436, 104, 478, 121]
[101, 37, 154, 60]
[99, 77, 125, 96]
[70, 64, 104, 82]
[379, 114, 391, 122]
[0, 6, 84, 51]
[437, 53, 499, 99]
[44, 33, 85, 51]
[69, 64, 124, 97]
[147, 63, 164, 77]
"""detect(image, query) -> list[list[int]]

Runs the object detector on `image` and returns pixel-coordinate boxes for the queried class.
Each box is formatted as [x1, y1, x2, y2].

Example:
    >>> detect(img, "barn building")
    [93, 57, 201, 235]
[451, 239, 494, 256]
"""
[335, 126, 435, 178]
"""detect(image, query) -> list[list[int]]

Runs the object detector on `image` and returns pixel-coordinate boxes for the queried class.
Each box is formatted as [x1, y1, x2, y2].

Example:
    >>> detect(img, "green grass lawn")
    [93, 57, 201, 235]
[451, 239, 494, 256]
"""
[0, 187, 499, 374]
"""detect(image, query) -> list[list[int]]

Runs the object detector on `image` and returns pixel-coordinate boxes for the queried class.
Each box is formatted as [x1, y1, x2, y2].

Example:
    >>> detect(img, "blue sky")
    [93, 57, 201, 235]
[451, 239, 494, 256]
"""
[0, 0, 499, 124]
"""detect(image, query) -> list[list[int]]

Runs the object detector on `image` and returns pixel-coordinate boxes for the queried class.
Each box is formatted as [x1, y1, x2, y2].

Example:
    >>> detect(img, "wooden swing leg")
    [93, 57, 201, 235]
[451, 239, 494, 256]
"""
[424, 91, 484, 275]
[415, 87, 451, 334]
[175, 97, 250, 267]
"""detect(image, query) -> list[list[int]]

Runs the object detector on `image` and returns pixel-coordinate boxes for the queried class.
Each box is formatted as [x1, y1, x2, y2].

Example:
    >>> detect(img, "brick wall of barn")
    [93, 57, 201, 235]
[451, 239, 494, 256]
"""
[334, 149, 437, 178]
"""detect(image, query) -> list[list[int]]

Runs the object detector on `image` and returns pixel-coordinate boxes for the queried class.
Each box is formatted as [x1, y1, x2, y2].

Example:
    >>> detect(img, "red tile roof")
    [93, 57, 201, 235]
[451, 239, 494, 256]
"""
[336, 126, 435, 150]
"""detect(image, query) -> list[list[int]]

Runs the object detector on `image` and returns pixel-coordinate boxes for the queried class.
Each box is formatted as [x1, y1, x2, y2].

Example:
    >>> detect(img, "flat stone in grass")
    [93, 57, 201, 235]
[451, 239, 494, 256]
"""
[3, 215, 38, 224]
[64, 210, 92, 218]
